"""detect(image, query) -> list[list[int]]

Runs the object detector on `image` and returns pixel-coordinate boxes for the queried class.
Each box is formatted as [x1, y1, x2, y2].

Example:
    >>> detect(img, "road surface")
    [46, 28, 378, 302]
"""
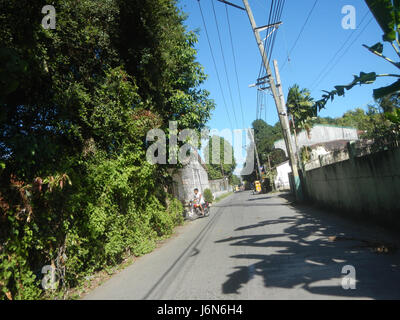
[84, 191, 400, 300]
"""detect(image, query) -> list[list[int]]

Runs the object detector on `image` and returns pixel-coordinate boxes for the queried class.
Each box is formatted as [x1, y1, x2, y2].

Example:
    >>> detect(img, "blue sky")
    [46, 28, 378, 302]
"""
[178, 0, 396, 132]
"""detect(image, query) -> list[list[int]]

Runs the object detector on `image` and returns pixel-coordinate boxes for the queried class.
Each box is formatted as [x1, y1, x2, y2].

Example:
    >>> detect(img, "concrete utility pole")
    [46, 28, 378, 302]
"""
[249, 128, 263, 181]
[288, 111, 303, 169]
[242, 0, 303, 200]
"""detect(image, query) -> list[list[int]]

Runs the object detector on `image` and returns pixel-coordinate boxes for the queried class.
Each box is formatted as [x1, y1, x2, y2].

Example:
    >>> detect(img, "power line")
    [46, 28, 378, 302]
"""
[258, 0, 285, 80]
[267, 0, 285, 63]
[281, 0, 319, 71]
[282, 23, 291, 71]
[312, 15, 374, 92]
[310, 10, 370, 90]
[263, 0, 277, 69]
[264, 90, 269, 122]
[257, 0, 273, 78]
[225, 3, 246, 129]
[197, 0, 233, 130]
[210, 0, 239, 128]
[255, 0, 285, 121]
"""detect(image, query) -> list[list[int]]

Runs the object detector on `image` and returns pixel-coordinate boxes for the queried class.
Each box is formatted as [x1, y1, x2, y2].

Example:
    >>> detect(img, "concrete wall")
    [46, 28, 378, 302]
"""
[209, 178, 230, 199]
[304, 148, 350, 171]
[304, 146, 400, 228]
[171, 158, 210, 204]
[274, 125, 359, 156]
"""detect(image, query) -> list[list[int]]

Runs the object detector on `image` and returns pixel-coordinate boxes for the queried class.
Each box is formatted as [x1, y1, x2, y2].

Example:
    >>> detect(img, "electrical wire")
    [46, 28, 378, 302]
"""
[197, 0, 233, 130]
[267, 0, 285, 64]
[310, 11, 372, 91]
[257, 0, 273, 79]
[257, 0, 285, 80]
[256, 0, 285, 120]
[316, 16, 374, 89]
[210, 0, 239, 128]
[258, 0, 280, 80]
[281, 0, 319, 71]
[225, 3, 246, 129]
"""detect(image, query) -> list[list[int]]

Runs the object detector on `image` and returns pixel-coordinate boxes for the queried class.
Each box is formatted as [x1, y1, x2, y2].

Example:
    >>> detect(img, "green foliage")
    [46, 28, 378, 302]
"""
[315, 72, 380, 111]
[363, 99, 400, 147]
[287, 84, 317, 133]
[213, 192, 233, 203]
[315, 1, 400, 113]
[312, 0, 400, 146]
[203, 189, 214, 204]
[230, 175, 241, 186]
[165, 196, 184, 227]
[252, 120, 285, 165]
[242, 119, 286, 183]
[0, 0, 210, 300]
[380, 92, 400, 124]
[0, 48, 28, 99]
[300, 146, 312, 163]
[203, 136, 236, 181]
[313, 108, 375, 132]
[365, 0, 399, 42]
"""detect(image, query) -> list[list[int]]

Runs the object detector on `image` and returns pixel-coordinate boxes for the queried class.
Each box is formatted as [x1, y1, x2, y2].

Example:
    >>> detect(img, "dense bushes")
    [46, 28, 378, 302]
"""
[0, 144, 185, 299]
[0, 0, 212, 299]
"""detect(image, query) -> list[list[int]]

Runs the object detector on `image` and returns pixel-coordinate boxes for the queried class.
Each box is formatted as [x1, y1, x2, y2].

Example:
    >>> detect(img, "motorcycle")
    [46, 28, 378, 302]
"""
[189, 199, 210, 218]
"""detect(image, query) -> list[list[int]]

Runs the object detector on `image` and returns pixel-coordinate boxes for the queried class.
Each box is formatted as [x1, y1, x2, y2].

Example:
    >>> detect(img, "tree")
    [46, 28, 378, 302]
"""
[365, 96, 400, 147]
[337, 108, 374, 131]
[241, 120, 286, 184]
[230, 175, 241, 186]
[252, 120, 285, 166]
[287, 84, 316, 135]
[287, 84, 317, 162]
[203, 135, 236, 181]
[0, 0, 214, 299]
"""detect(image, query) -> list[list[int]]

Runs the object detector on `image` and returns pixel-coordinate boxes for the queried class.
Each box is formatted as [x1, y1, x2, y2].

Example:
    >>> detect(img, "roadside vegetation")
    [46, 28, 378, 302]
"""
[0, 0, 214, 300]
[214, 192, 233, 203]
[203, 135, 236, 183]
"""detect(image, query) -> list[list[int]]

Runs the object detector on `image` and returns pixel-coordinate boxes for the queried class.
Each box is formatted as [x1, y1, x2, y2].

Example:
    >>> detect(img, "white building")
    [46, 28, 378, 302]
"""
[272, 125, 359, 191]
[274, 124, 359, 156]
[274, 161, 291, 191]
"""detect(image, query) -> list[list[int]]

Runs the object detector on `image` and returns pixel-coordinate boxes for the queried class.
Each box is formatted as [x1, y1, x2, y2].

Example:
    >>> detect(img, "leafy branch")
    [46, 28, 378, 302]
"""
[315, 0, 400, 123]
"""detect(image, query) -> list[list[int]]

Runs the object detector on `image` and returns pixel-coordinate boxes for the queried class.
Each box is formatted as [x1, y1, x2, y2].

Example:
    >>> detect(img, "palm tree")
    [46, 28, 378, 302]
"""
[286, 84, 317, 163]
[287, 84, 316, 134]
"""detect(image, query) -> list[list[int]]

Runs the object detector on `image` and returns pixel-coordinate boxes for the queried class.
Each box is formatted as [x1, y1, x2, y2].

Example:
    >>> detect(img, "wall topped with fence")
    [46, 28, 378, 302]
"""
[303, 144, 400, 229]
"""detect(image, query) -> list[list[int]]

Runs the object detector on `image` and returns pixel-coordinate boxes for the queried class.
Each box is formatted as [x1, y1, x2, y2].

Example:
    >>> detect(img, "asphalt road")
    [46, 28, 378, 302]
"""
[84, 191, 400, 300]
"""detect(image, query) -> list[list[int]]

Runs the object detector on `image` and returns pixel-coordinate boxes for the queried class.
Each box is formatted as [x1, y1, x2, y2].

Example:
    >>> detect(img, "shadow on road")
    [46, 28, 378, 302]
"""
[247, 196, 273, 202]
[215, 193, 400, 299]
[213, 203, 291, 208]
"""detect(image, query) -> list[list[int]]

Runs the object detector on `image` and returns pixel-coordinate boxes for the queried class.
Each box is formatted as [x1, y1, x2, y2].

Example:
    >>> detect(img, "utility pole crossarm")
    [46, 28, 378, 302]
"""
[255, 21, 282, 32]
[216, 0, 246, 11]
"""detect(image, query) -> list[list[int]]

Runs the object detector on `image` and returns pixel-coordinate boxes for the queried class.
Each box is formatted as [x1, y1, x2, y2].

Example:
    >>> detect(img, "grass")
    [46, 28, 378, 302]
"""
[213, 191, 233, 203]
